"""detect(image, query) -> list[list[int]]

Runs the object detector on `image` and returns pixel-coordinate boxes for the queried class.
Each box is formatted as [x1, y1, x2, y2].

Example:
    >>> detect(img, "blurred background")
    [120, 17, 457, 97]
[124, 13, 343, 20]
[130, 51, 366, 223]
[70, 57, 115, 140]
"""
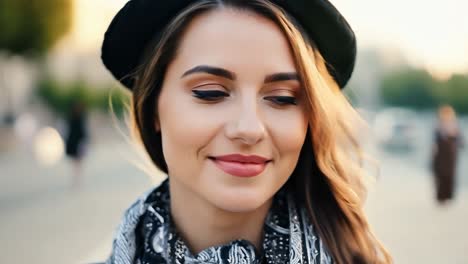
[0, 0, 466, 263]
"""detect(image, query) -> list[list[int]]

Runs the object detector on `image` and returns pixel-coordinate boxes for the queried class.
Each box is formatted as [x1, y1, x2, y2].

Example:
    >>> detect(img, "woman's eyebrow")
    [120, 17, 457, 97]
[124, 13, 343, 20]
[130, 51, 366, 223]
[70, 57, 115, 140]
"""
[181, 65, 236, 80]
[264, 72, 300, 83]
[181, 66, 299, 84]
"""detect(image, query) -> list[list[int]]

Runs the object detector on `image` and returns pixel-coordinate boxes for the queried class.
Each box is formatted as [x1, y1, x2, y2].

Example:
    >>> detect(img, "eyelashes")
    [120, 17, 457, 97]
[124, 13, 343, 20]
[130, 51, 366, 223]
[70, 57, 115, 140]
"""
[192, 90, 229, 101]
[192, 90, 297, 106]
[264, 95, 297, 106]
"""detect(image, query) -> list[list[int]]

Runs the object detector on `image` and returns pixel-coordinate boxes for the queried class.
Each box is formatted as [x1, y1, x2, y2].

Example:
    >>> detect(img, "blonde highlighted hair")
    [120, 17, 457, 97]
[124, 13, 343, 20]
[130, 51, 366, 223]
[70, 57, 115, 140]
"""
[129, 1, 391, 263]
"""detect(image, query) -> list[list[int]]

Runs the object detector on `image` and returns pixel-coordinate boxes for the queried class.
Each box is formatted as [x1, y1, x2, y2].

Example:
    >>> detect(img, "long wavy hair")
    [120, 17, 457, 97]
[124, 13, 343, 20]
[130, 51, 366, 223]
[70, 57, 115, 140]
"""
[128, 0, 391, 263]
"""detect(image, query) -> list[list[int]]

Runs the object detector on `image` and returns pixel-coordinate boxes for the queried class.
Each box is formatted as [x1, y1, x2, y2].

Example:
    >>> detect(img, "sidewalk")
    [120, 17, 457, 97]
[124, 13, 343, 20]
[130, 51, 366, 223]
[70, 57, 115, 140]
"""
[1, 138, 466, 263]
[365, 153, 468, 263]
[0, 138, 160, 264]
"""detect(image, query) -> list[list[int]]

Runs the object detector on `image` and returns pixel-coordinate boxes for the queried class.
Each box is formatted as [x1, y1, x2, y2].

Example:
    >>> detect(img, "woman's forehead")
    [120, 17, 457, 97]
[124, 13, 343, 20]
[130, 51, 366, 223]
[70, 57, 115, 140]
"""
[172, 8, 297, 74]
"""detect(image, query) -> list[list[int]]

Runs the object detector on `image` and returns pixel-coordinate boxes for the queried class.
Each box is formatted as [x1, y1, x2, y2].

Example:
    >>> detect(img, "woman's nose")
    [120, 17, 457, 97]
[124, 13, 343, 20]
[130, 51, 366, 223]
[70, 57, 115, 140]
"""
[225, 100, 266, 146]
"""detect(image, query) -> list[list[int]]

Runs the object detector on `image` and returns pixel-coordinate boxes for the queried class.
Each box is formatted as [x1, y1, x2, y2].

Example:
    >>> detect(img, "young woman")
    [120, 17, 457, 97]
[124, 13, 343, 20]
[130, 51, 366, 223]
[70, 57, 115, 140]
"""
[64, 100, 88, 189]
[101, 0, 391, 263]
[432, 105, 464, 204]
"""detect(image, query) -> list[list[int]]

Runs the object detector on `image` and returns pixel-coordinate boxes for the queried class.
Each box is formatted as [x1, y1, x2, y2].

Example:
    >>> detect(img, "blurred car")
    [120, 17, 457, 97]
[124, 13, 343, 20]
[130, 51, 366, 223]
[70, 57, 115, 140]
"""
[373, 107, 418, 152]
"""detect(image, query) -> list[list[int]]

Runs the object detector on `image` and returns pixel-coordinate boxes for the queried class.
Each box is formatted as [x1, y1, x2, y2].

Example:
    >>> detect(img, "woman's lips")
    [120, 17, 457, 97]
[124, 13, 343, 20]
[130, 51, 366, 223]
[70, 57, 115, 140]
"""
[210, 154, 271, 178]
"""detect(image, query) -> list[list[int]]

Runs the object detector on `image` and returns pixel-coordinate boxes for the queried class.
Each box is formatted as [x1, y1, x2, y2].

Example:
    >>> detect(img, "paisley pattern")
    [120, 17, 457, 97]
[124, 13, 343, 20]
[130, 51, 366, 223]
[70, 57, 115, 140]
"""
[106, 179, 332, 264]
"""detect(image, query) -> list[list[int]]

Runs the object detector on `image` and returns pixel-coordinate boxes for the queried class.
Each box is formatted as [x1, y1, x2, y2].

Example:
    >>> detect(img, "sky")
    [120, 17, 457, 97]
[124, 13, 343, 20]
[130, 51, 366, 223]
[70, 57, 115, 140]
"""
[332, 0, 468, 78]
[67, 0, 468, 78]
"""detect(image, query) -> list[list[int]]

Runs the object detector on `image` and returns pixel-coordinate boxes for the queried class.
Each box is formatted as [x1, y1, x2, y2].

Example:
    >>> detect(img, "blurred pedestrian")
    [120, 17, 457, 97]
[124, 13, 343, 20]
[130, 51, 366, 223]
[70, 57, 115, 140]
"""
[100, 0, 391, 263]
[431, 105, 464, 204]
[65, 100, 88, 189]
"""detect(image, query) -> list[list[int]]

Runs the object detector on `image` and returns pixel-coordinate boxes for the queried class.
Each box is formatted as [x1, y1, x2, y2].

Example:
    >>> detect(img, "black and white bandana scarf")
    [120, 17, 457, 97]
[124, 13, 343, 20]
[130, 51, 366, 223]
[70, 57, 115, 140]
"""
[106, 179, 332, 264]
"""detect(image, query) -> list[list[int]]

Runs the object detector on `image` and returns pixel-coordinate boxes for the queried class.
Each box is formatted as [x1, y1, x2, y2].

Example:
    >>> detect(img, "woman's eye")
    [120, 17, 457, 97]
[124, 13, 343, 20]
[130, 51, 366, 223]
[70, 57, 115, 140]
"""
[265, 96, 297, 106]
[192, 90, 229, 101]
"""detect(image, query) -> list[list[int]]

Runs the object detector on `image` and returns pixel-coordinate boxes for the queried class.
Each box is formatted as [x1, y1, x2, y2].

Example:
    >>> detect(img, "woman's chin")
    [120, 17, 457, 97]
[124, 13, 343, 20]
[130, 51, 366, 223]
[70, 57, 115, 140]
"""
[206, 187, 272, 213]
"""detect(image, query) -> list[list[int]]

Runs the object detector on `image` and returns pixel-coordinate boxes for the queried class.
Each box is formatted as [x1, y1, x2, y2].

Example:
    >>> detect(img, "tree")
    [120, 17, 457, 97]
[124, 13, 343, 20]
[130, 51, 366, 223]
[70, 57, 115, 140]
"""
[380, 69, 438, 110]
[437, 74, 468, 114]
[0, 0, 72, 56]
[380, 69, 468, 115]
[0, 0, 73, 124]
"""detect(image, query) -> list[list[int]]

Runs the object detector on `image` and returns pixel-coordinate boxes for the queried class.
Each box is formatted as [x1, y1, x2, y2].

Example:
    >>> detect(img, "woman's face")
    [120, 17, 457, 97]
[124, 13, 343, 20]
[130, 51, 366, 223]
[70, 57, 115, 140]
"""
[157, 8, 308, 212]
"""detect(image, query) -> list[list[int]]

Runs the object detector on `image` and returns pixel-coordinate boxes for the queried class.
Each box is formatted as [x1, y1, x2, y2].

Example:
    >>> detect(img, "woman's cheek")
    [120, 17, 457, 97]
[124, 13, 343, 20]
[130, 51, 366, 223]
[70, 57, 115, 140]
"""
[265, 108, 308, 151]
[163, 103, 228, 151]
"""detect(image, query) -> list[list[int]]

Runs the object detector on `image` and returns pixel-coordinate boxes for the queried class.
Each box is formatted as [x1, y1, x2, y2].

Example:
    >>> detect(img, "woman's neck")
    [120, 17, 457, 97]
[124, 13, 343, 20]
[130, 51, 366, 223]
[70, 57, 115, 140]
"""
[169, 178, 272, 254]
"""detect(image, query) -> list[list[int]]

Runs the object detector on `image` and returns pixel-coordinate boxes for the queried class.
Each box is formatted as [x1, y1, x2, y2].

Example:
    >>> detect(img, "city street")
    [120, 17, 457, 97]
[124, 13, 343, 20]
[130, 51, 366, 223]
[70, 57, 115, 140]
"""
[1, 0, 467, 263]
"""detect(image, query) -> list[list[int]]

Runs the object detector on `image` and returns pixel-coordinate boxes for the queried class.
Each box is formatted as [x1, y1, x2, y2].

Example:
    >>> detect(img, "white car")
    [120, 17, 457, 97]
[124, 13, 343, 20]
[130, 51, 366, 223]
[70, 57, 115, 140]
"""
[373, 108, 418, 151]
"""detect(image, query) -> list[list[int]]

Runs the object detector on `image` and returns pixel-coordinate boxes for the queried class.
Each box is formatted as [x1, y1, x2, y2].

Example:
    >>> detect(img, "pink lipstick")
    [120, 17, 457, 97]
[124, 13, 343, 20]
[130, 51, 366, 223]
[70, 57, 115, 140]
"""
[210, 154, 270, 178]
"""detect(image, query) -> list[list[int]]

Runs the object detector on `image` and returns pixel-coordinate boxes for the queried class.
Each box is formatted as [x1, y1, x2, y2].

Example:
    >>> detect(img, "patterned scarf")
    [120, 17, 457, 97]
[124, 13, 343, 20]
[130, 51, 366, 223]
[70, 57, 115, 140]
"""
[106, 179, 332, 264]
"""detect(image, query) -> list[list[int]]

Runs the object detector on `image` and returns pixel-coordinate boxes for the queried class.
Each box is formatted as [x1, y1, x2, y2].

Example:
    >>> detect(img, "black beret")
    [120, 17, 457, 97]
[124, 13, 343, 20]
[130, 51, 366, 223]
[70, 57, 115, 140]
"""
[101, 0, 356, 89]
